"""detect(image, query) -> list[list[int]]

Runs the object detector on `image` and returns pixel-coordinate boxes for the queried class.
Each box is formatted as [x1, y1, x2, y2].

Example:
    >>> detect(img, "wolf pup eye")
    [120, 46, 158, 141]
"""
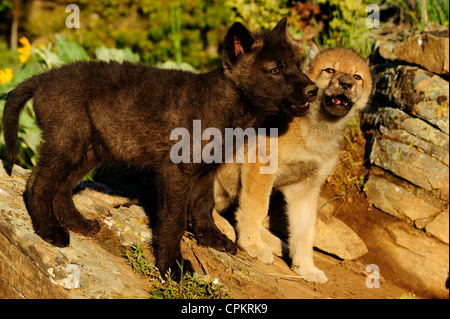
[354, 74, 362, 80]
[324, 68, 335, 74]
[271, 67, 280, 74]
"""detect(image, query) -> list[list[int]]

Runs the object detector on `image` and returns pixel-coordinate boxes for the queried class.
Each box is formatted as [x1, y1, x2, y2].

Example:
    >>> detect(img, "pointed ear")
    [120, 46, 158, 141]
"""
[271, 17, 288, 39]
[224, 22, 255, 64]
[303, 41, 321, 72]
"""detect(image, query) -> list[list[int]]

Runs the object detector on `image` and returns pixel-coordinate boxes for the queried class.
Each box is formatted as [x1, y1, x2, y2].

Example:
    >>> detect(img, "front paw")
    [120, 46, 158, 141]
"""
[239, 239, 274, 264]
[34, 223, 70, 248]
[292, 264, 328, 283]
[197, 227, 237, 254]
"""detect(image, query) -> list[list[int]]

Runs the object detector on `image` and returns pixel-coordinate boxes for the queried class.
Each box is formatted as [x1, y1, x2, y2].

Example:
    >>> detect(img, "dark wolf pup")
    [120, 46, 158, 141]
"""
[2, 18, 317, 275]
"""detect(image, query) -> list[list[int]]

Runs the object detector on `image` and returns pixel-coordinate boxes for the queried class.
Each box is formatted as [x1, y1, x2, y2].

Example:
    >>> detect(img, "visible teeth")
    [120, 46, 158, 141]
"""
[295, 102, 308, 108]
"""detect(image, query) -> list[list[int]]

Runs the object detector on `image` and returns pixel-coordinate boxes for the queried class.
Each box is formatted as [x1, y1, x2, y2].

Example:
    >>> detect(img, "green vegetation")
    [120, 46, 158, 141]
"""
[124, 242, 231, 299]
[124, 241, 154, 276]
[400, 292, 418, 299]
[315, 0, 375, 57]
[404, 0, 449, 29]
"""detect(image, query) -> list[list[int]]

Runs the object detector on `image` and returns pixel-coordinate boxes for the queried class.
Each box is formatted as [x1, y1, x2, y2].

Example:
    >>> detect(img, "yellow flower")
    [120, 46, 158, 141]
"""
[17, 36, 31, 64]
[0, 68, 14, 84]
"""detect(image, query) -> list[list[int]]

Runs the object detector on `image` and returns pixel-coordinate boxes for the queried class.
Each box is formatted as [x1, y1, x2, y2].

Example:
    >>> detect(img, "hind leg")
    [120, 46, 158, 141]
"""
[52, 148, 100, 236]
[25, 144, 70, 247]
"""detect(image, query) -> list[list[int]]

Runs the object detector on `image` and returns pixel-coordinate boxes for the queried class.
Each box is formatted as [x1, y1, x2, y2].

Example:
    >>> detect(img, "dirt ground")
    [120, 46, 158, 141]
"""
[333, 187, 434, 299]
[165, 212, 410, 300]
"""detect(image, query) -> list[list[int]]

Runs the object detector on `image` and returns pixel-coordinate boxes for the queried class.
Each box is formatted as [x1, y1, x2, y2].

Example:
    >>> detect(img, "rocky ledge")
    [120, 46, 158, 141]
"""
[0, 161, 153, 298]
[0, 160, 370, 298]
[361, 28, 449, 298]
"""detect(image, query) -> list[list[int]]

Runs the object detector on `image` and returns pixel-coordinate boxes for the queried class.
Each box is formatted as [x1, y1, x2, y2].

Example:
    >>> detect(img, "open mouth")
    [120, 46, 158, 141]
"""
[331, 94, 349, 106]
[323, 94, 352, 117]
[287, 101, 310, 117]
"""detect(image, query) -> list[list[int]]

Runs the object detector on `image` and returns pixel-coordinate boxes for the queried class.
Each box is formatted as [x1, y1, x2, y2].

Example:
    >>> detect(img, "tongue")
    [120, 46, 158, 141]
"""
[332, 97, 342, 105]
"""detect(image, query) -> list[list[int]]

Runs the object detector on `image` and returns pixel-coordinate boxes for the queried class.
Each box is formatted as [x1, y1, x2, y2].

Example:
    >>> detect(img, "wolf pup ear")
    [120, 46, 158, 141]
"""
[224, 22, 255, 64]
[303, 41, 321, 73]
[271, 17, 288, 39]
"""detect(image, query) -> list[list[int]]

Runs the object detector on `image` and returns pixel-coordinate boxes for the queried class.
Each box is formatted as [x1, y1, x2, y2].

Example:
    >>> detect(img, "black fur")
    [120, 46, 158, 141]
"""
[2, 18, 317, 276]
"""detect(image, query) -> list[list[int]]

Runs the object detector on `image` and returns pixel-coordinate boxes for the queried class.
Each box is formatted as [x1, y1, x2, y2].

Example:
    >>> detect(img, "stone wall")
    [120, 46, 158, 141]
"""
[362, 29, 449, 298]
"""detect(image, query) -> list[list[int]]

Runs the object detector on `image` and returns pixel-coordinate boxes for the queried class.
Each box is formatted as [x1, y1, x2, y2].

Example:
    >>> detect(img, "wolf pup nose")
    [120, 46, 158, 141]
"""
[338, 75, 354, 90]
[2, 18, 315, 278]
[305, 84, 319, 101]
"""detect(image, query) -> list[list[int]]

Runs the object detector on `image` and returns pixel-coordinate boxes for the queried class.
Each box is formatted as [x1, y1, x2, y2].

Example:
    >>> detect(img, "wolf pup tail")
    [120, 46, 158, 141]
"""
[2, 76, 39, 172]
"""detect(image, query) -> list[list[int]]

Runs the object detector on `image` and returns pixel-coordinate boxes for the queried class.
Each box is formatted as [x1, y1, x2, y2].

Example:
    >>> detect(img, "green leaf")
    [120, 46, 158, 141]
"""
[34, 43, 63, 69]
[21, 128, 42, 153]
[55, 34, 89, 63]
[94, 45, 140, 63]
[19, 112, 36, 129]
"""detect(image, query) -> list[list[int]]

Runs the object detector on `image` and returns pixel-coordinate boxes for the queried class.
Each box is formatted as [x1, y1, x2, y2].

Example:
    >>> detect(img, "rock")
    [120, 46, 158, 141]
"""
[375, 222, 449, 298]
[315, 197, 368, 260]
[362, 64, 449, 204]
[365, 175, 441, 222]
[378, 30, 449, 76]
[369, 138, 449, 194]
[372, 64, 449, 134]
[361, 39, 449, 298]
[414, 216, 435, 230]
[314, 197, 368, 260]
[387, 222, 448, 268]
[377, 41, 397, 61]
[265, 195, 368, 260]
[314, 211, 368, 260]
[0, 227, 69, 298]
[362, 103, 449, 201]
[425, 209, 449, 244]
[0, 160, 151, 298]
[363, 107, 449, 165]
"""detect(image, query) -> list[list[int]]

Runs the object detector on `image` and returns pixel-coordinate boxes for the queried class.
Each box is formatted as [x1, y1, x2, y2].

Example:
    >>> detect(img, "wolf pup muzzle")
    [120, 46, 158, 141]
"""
[323, 93, 353, 117]
[288, 83, 318, 117]
[322, 73, 357, 118]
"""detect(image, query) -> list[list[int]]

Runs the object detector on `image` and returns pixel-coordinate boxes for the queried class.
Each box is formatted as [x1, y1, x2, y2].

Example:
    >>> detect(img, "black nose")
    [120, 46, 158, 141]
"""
[339, 77, 353, 90]
[304, 84, 318, 101]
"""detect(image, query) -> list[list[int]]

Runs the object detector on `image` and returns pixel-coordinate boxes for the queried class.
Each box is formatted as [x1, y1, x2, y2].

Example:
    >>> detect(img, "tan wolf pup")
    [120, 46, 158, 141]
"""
[213, 43, 372, 283]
